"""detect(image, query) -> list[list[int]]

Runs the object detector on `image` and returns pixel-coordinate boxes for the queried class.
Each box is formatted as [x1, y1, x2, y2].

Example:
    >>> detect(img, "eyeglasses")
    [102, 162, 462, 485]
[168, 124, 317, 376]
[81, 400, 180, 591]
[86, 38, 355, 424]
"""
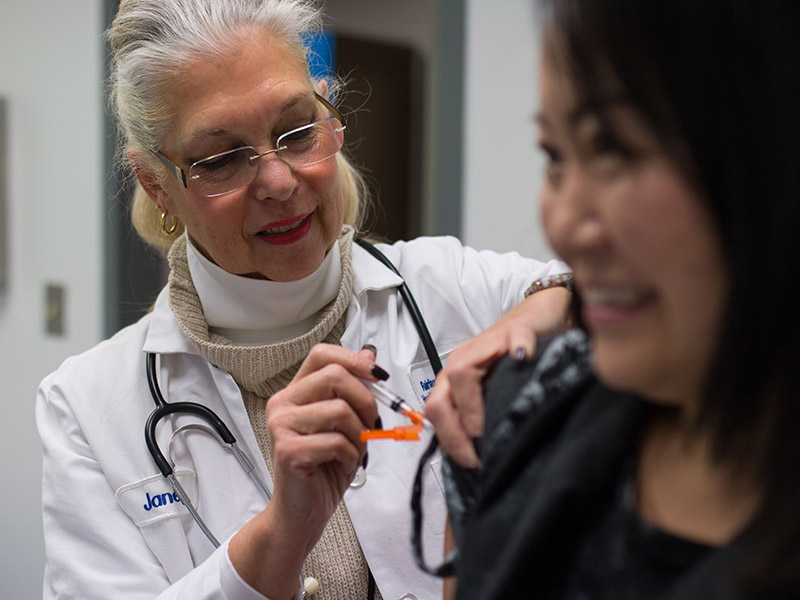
[154, 93, 346, 198]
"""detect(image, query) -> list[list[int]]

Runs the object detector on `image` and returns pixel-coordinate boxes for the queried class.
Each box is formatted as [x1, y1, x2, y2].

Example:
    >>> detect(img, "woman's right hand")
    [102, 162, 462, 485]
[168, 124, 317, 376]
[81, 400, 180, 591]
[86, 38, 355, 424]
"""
[267, 343, 379, 534]
[229, 343, 380, 598]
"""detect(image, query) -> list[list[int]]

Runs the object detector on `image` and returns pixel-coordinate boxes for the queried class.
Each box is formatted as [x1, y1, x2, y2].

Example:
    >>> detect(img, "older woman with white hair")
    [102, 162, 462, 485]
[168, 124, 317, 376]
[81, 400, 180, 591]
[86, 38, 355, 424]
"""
[35, 1, 571, 599]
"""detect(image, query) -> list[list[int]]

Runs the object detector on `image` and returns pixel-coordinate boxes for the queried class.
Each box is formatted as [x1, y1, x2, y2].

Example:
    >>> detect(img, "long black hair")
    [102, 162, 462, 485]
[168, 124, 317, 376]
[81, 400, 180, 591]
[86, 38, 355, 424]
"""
[538, 0, 800, 589]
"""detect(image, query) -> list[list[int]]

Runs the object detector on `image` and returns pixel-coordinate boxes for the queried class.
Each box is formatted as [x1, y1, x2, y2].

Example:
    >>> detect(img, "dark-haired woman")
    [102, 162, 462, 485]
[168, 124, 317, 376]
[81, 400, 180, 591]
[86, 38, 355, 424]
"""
[428, 1, 800, 598]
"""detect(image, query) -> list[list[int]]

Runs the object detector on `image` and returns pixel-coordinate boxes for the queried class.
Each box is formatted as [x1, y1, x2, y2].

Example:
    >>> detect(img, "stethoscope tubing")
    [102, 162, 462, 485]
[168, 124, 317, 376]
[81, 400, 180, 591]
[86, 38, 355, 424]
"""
[145, 352, 236, 477]
[354, 238, 443, 374]
[145, 352, 272, 549]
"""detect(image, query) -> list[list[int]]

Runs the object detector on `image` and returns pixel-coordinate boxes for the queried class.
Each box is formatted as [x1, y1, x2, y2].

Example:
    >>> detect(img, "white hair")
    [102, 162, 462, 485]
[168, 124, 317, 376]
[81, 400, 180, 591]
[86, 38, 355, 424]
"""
[108, 0, 324, 159]
[106, 0, 368, 250]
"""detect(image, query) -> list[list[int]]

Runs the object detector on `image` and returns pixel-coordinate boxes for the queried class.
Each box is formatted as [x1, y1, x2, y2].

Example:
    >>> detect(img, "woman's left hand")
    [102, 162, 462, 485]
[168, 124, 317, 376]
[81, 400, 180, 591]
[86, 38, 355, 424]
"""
[426, 286, 572, 468]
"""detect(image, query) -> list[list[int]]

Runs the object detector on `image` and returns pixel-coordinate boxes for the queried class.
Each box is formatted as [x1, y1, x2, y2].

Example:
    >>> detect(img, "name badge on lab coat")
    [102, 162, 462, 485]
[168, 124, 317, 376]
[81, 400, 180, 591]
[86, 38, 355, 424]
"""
[115, 469, 197, 527]
[407, 349, 452, 406]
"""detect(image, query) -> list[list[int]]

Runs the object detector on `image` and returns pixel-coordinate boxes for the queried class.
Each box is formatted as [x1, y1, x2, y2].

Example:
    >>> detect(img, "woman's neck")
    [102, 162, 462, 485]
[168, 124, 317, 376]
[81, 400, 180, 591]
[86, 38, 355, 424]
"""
[635, 409, 761, 546]
[186, 238, 342, 345]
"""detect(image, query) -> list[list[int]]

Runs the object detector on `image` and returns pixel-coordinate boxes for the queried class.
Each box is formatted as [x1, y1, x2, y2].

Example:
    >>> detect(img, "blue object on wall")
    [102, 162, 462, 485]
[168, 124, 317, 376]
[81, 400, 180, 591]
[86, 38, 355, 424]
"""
[304, 30, 337, 80]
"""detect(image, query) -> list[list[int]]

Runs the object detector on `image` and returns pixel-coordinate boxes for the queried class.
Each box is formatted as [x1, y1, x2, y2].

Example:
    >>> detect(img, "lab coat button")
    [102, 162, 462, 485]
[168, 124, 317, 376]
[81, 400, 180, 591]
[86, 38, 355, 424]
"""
[349, 466, 367, 488]
[396, 594, 418, 600]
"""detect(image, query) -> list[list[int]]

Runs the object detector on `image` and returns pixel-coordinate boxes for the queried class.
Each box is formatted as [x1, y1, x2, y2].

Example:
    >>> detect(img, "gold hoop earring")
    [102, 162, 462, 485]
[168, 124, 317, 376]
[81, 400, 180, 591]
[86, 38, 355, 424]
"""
[160, 212, 178, 236]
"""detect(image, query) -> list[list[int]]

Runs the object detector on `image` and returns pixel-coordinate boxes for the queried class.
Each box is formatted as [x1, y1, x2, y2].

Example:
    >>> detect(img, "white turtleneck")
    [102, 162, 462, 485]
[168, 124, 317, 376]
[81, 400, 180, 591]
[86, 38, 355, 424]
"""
[186, 238, 343, 345]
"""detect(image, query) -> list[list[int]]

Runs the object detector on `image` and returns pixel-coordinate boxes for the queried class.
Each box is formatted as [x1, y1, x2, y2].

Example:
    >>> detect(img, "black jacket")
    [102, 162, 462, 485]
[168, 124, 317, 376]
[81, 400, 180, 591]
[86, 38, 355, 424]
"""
[443, 331, 800, 600]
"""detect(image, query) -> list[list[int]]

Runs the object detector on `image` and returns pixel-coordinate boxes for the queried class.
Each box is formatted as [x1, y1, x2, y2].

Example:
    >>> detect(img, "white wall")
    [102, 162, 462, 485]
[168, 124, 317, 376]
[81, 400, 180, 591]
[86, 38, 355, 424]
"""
[462, 0, 553, 259]
[0, 1, 105, 597]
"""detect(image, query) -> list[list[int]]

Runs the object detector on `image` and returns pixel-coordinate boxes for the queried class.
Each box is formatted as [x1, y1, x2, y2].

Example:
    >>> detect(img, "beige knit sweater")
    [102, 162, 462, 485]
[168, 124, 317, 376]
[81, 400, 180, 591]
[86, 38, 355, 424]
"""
[167, 228, 381, 599]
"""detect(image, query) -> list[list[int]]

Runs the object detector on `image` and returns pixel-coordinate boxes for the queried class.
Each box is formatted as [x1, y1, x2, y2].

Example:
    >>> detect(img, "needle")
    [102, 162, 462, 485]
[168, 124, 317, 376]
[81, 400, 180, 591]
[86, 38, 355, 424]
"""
[363, 380, 434, 432]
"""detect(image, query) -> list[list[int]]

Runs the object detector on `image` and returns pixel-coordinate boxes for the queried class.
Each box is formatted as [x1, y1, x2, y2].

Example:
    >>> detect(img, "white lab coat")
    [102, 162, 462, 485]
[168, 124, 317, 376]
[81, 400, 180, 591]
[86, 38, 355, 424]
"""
[37, 236, 567, 600]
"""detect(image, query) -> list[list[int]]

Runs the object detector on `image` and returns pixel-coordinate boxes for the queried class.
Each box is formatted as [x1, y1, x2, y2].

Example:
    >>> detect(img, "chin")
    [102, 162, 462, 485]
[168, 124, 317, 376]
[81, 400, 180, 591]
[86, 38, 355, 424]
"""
[591, 340, 652, 397]
[592, 348, 690, 409]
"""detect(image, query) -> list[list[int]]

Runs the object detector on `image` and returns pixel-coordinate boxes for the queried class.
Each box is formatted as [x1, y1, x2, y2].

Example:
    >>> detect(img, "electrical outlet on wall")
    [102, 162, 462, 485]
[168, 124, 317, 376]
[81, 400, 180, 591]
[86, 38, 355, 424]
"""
[45, 283, 66, 336]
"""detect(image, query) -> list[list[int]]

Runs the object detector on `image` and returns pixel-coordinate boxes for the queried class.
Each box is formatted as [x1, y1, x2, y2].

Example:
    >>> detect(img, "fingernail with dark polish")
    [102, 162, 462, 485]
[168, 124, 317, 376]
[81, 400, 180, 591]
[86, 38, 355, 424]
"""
[374, 417, 383, 430]
[361, 343, 377, 356]
[371, 364, 389, 381]
[362, 452, 369, 469]
[513, 348, 526, 362]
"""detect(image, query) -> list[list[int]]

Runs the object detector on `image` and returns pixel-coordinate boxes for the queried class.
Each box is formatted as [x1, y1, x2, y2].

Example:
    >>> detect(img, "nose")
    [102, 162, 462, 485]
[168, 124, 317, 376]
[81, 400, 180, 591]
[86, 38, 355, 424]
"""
[249, 151, 298, 202]
[541, 165, 605, 259]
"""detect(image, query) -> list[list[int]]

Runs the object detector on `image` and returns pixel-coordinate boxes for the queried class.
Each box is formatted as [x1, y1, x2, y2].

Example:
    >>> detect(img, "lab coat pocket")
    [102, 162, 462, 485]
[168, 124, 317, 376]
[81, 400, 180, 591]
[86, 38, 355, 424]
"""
[115, 469, 198, 527]
[423, 453, 447, 536]
[407, 348, 455, 406]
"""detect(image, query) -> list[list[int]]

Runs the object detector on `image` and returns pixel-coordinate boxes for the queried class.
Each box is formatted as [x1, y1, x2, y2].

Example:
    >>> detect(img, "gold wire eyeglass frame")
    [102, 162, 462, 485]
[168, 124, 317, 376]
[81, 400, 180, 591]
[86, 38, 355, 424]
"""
[153, 93, 346, 197]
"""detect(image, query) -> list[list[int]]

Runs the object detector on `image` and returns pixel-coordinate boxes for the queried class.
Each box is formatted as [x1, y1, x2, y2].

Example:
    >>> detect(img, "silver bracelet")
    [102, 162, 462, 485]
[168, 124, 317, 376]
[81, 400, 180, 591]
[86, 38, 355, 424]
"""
[523, 273, 574, 298]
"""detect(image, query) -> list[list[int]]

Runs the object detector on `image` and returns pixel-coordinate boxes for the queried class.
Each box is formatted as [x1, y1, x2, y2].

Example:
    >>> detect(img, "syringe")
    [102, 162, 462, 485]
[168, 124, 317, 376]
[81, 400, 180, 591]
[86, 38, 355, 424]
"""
[363, 380, 434, 432]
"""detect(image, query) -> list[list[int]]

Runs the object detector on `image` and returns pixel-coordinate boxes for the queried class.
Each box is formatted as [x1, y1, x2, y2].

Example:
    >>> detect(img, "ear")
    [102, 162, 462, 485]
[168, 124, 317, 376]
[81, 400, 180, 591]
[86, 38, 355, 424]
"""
[127, 149, 174, 213]
[315, 78, 329, 100]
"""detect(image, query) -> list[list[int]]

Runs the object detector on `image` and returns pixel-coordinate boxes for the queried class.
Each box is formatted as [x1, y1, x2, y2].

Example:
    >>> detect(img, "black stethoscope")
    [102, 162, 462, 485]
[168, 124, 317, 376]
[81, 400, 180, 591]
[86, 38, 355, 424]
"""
[144, 238, 442, 596]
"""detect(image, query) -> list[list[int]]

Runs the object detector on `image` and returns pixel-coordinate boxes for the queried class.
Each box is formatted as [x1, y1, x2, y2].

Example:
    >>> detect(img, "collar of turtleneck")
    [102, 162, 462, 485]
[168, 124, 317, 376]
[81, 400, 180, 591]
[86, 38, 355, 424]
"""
[166, 228, 354, 396]
[186, 234, 344, 345]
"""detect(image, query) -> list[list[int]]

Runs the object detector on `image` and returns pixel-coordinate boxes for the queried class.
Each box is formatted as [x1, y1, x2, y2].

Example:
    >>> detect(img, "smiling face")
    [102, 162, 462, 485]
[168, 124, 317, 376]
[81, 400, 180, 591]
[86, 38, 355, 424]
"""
[538, 50, 729, 410]
[150, 28, 343, 281]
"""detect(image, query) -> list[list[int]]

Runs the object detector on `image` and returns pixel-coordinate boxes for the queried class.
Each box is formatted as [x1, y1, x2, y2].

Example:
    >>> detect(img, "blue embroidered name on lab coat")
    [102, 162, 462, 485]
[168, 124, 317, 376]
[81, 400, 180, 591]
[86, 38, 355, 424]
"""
[408, 349, 454, 405]
[143, 491, 183, 511]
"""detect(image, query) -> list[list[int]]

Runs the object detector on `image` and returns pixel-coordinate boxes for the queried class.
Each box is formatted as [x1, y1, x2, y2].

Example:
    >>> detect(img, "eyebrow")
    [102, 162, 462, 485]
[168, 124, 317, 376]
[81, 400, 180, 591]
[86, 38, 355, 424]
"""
[567, 94, 629, 127]
[536, 94, 630, 131]
[184, 91, 317, 142]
